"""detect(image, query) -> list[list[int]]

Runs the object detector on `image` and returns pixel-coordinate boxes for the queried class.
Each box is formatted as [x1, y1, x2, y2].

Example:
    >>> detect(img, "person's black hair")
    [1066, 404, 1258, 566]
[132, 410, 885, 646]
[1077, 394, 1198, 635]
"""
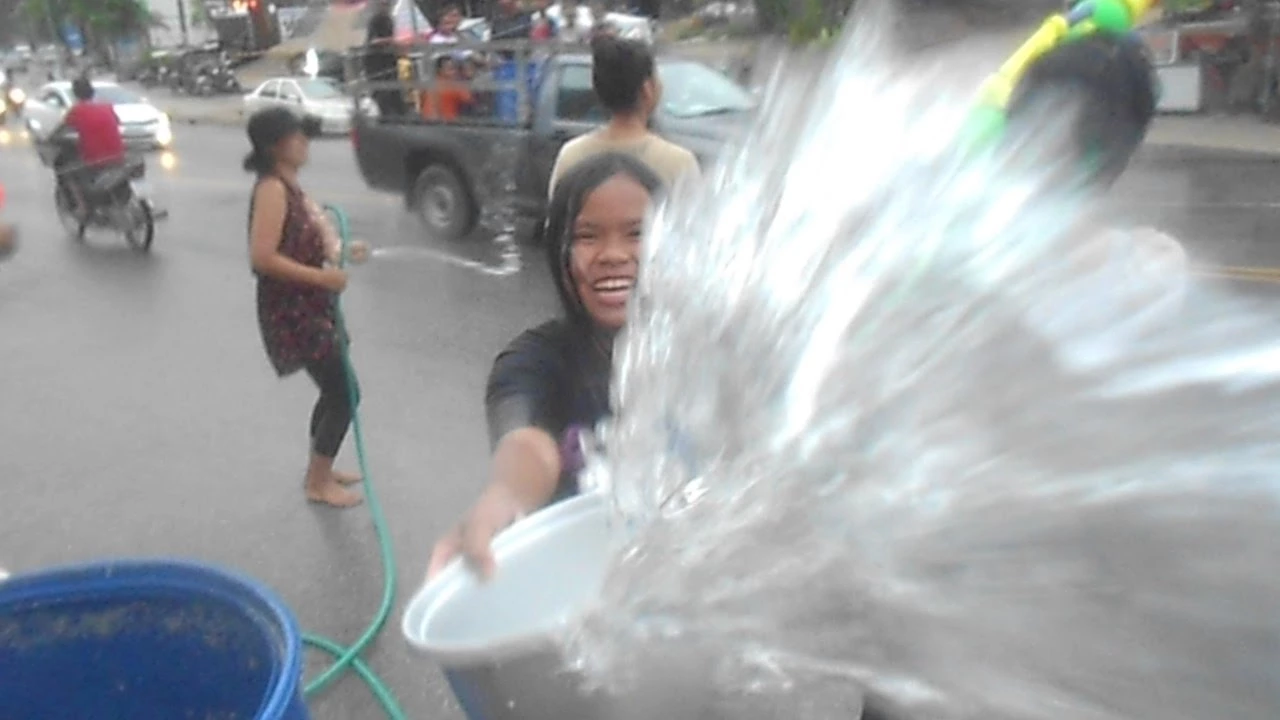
[438, 2, 462, 20]
[1006, 33, 1156, 189]
[544, 152, 664, 325]
[590, 34, 655, 116]
[71, 76, 93, 101]
[242, 107, 320, 175]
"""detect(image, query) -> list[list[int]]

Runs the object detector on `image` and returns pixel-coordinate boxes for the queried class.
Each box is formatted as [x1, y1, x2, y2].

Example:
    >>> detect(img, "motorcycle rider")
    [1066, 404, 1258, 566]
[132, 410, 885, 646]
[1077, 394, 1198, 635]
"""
[49, 76, 126, 222]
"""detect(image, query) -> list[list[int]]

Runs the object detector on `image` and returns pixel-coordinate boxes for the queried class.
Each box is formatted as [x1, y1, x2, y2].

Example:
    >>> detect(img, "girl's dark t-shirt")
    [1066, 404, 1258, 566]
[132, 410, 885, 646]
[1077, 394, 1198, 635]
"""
[485, 319, 611, 503]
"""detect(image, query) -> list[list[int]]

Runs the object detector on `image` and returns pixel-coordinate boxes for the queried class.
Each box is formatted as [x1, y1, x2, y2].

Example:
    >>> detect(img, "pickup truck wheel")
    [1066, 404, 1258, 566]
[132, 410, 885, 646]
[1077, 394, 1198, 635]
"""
[412, 164, 473, 241]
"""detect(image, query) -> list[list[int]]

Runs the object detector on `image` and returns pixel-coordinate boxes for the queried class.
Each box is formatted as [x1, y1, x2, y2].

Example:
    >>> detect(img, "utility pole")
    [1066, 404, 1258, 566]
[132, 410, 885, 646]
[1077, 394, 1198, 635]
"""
[42, 0, 62, 76]
[43, 0, 59, 44]
[177, 0, 191, 45]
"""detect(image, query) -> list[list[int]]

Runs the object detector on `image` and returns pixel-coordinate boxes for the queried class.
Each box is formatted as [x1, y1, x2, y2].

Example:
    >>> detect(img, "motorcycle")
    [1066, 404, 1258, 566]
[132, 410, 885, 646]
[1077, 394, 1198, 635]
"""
[36, 136, 155, 252]
[166, 65, 184, 93]
[211, 64, 242, 94]
[137, 64, 161, 87]
[179, 63, 218, 97]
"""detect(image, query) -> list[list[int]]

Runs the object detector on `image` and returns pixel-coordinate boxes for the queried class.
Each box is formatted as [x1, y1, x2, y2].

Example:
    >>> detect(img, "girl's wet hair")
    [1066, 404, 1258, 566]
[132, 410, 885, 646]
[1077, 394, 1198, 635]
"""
[1006, 33, 1157, 188]
[590, 35, 656, 115]
[544, 152, 664, 324]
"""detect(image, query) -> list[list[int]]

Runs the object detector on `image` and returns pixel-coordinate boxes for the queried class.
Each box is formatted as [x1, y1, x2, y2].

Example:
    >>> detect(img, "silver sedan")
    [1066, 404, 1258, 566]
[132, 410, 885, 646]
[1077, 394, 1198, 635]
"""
[243, 77, 376, 136]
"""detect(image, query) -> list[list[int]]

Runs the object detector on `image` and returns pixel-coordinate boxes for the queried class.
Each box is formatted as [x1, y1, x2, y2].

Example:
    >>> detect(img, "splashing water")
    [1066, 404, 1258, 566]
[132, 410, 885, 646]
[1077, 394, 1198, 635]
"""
[303, 48, 320, 79]
[563, 5, 1280, 720]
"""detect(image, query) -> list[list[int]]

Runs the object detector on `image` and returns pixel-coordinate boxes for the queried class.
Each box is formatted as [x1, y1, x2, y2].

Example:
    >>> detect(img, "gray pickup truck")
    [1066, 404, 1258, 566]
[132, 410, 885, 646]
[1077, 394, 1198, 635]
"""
[351, 51, 753, 241]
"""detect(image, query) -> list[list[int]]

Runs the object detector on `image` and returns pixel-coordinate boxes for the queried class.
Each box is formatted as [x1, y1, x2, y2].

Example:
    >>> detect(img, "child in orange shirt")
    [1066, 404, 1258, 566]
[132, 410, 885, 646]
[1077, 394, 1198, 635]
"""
[421, 55, 474, 122]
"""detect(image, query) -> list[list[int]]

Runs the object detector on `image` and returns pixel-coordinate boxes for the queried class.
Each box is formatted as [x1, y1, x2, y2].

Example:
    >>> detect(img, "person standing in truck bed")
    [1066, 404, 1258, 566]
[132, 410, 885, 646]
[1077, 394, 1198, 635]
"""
[547, 35, 701, 196]
[365, 0, 405, 117]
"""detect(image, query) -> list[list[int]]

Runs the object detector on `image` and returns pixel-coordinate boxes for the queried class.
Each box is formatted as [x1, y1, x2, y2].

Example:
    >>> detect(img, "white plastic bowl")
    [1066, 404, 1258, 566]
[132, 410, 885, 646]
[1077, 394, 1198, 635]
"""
[401, 491, 758, 720]
[402, 491, 612, 665]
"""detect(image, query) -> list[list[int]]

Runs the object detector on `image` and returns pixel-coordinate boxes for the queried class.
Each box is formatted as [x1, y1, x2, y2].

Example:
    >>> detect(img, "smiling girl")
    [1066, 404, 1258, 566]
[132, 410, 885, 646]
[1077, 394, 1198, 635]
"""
[428, 152, 663, 580]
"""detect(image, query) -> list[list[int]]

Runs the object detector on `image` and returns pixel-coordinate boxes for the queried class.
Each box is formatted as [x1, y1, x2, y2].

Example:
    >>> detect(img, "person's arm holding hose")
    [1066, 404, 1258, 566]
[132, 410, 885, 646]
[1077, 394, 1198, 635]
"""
[307, 198, 371, 266]
[249, 177, 347, 291]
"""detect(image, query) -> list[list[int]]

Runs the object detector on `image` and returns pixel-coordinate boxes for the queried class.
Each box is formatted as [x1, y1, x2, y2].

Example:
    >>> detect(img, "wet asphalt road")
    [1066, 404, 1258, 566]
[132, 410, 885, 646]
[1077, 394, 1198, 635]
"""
[0, 123, 558, 719]
[1, 122, 1279, 720]
[1113, 146, 1280, 271]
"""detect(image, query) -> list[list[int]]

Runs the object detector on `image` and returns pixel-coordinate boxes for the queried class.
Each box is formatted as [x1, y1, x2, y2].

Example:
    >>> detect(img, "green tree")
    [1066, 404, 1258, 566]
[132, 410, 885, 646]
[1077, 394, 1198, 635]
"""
[190, 0, 208, 29]
[21, 0, 165, 44]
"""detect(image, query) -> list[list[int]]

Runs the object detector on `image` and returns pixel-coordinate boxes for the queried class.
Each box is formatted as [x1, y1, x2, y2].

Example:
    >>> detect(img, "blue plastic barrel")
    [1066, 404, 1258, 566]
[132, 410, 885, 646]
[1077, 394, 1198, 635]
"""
[0, 560, 308, 719]
[494, 60, 543, 124]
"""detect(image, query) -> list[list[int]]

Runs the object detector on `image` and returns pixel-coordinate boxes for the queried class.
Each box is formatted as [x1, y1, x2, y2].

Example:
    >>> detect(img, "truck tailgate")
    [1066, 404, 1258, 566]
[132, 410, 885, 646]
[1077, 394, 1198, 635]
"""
[353, 119, 534, 208]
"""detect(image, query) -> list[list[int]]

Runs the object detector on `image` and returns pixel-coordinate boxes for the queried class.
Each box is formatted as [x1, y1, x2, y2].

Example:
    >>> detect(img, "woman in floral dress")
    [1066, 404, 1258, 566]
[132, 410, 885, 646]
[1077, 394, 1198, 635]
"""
[245, 108, 369, 508]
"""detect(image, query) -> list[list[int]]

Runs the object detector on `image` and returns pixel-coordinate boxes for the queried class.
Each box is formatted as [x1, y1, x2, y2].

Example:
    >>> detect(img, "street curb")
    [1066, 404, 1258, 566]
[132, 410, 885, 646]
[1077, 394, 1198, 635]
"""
[164, 107, 245, 129]
[1140, 141, 1280, 162]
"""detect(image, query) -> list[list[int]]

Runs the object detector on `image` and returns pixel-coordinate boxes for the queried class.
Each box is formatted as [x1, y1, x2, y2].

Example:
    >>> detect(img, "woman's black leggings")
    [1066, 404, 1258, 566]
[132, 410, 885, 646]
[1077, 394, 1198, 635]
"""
[304, 351, 360, 459]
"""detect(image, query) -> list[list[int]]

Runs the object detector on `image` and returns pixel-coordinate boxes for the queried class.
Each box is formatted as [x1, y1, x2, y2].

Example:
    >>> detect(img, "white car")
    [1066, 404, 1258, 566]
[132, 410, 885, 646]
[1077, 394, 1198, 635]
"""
[544, 4, 656, 43]
[602, 12, 656, 42]
[24, 81, 173, 151]
[243, 77, 376, 135]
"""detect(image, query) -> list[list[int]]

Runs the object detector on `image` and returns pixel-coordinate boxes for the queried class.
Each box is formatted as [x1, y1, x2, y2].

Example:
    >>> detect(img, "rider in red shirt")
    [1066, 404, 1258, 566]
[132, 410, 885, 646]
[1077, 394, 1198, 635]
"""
[53, 77, 126, 218]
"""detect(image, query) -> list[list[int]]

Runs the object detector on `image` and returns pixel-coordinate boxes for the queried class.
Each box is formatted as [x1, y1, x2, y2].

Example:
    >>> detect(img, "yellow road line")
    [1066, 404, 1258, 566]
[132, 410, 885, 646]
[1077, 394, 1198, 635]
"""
[1193, 265, 1280, 284]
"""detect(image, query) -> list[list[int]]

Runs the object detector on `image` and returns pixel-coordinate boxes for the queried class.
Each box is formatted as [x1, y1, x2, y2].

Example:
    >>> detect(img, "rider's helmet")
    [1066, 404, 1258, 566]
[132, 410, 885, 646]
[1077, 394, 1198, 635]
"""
[71, 76, 94, 102]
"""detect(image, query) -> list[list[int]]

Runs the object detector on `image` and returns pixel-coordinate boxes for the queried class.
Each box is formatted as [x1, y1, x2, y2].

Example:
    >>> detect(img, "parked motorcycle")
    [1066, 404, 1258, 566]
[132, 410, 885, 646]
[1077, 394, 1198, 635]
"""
[211, 64, 242, 94]
[187, 64, 216, 96]
[37, 137, 155, 252]
[137, 63, 161, 87]
[166, 65, 185, 93]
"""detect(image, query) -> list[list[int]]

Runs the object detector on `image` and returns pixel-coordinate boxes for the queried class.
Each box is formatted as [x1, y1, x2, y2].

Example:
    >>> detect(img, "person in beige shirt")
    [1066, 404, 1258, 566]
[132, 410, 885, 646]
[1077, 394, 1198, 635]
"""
[548, 35, 701, 196]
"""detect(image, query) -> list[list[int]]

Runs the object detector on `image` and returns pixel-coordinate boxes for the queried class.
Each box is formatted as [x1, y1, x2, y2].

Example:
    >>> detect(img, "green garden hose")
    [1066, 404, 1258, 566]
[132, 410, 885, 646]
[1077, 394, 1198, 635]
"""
[300, 205, 407, 719]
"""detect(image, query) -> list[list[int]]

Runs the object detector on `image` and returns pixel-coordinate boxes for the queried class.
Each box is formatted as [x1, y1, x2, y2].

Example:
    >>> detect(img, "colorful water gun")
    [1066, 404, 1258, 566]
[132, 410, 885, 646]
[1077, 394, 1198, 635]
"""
[962, 0, 1158, 149]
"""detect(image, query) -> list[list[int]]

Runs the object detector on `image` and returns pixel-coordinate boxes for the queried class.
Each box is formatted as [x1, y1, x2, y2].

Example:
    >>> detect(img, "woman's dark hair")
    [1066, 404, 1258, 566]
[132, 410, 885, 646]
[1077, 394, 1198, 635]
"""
[590, 35, 655, 115]
[242, 107, 319, 175]
[71, 76, 94, 101]
[544, 152, 664, 324]
[243, 150, 274, 175]
[1006, 33, 1156, 188]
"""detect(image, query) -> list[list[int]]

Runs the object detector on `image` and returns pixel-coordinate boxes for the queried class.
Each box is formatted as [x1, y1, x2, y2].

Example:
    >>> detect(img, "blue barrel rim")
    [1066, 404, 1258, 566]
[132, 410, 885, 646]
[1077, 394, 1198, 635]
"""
[0, 558, 303, 720]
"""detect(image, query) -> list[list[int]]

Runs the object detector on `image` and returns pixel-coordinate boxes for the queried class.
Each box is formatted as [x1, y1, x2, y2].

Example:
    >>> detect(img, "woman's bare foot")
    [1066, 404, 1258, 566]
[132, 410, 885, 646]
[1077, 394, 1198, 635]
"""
[305, 479, 363, 508]
[332, 470, 362, 486]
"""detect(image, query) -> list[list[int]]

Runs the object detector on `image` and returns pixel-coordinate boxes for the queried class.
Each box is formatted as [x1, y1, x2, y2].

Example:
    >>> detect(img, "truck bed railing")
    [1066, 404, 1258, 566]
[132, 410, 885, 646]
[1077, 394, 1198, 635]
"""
[341, 39, 590, 126]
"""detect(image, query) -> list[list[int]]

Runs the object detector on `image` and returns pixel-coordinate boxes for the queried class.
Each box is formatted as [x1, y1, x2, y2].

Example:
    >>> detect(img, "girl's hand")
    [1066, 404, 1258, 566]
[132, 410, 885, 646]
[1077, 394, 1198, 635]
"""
[346, 240, 372, 265]
[317, 266, 349, 293]
[427, 484, 525, 582]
